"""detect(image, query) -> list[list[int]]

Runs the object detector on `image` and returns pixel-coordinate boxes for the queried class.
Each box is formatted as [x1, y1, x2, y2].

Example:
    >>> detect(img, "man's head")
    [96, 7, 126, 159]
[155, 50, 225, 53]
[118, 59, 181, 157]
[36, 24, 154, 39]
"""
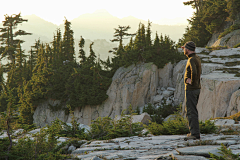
[181, 41, 196, 56]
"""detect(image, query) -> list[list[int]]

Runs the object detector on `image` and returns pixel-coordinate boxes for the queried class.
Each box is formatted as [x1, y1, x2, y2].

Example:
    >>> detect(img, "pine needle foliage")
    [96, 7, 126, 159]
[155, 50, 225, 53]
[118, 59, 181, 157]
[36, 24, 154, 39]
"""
[209, 143, 240, 160]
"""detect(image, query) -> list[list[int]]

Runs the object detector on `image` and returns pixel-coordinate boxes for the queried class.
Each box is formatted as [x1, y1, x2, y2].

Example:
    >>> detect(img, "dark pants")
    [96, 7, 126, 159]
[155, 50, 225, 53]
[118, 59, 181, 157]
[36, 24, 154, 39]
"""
[185, 89, 200, 136]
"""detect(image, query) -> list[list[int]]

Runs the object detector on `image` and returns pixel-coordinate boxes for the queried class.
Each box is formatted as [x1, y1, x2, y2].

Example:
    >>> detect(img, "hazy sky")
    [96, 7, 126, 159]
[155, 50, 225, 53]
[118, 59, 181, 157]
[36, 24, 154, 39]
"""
[1, 0, 194, 25]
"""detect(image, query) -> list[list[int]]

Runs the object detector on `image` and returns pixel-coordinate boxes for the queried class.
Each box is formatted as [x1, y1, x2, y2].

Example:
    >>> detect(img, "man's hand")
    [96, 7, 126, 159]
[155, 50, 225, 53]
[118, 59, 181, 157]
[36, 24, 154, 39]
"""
[186, 78, 191, 84]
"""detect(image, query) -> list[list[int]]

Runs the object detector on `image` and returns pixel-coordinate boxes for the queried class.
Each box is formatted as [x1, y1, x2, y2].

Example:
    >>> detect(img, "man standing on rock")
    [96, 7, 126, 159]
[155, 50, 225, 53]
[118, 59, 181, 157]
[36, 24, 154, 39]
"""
[181, 41, 201, 140]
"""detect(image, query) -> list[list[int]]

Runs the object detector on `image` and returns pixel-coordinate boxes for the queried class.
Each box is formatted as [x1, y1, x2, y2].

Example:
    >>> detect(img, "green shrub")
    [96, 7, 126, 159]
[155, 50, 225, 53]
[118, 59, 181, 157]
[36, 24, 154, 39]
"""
[199, 119, 217, 134]
[0, 121, 72, 160]
[90, 105, 143, 140]
[146, 114, 188, 135]
[146, 114, 217, 135]
[145, 121, 164, 135]
[209, 143, 240, 160]
[58, 105, 88, 139]
[143, 101, 177, 124]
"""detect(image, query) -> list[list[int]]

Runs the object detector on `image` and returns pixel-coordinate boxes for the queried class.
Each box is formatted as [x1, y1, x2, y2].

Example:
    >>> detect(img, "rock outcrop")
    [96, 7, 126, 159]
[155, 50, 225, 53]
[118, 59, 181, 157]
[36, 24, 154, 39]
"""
[34, 46, 240, 127]
[34, 62, 179, 127]
[227, 90, 240, 116]
[207, 15, 240, 48]
[210, 29, 240, 48]
[197, 73, 240, 120]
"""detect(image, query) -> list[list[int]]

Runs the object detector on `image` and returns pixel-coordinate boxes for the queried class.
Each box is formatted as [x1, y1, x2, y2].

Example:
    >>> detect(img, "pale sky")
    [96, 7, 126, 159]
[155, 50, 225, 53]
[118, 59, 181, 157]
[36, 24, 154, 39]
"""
[0, 0, 194, 25]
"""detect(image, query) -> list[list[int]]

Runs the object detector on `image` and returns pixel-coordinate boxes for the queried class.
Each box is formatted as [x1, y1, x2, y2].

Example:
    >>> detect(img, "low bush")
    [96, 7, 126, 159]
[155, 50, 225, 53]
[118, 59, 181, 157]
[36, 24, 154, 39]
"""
[199, 119, 217, 134]
[143, 101, 177, 124]
[209, 143, 240, 160]
[146, 114, 217, 135]
[90, 105, 143, 140]
[0, 121, 71, 160]
[58, 105, 89, 139]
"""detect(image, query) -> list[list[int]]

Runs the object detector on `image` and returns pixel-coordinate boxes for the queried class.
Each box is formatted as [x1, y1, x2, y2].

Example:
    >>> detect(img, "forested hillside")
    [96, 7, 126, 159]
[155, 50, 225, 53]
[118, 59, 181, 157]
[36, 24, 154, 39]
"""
[178, 0, 240, 47]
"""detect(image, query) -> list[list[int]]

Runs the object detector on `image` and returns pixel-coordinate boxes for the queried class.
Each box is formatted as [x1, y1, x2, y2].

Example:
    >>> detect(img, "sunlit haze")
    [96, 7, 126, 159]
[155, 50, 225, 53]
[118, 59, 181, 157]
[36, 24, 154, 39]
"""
[1, 0, 194, 25]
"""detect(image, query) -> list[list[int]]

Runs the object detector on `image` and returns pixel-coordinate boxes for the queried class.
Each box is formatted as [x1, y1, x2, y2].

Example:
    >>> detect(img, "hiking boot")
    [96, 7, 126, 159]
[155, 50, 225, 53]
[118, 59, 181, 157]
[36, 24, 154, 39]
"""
[184, 134, 200, 141]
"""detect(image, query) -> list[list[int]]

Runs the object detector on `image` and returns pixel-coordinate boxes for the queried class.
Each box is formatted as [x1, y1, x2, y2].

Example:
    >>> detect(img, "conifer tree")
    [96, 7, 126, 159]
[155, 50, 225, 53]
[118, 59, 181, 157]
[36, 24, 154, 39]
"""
[133, 23, 146, 62]
[78, 36, 86, 65]
[146, 20, 152, 48]
[46, 44, 53, 65]
[110, 25, 134, 54]
[153, 32, 160, 53]
[0, 13, 31, 65]
[52, 29, 62, 66]
[14, 42, 27, 87]
[15, 41, 26, 68]
[183, 0, 203, 15]
[62, 19, 74, 61]
[87, 42, 97, 67]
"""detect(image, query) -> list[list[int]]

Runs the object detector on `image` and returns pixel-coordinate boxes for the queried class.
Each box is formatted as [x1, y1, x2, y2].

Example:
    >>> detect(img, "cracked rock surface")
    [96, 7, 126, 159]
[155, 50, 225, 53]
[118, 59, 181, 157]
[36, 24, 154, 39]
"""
[71, 133, 240, 160]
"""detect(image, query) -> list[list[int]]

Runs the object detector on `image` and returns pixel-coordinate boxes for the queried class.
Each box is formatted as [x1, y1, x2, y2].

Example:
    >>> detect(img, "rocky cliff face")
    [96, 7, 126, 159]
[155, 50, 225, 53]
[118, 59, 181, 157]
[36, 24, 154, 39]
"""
[34, 48, 240, 127]
[34, 62, 180, 127]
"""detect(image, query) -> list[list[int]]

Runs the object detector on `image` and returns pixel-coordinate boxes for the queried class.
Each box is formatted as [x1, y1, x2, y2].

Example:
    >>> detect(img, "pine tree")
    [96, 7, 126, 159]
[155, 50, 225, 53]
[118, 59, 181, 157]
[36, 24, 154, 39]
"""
[78, 36, 86, 65]
[183, 0, 203, 15]
[0, 13, 31, 65]
[14, 42, 27, 87]
[52, 29, 62, 66]
[146, 20, 152, 48]
[110, 25, 134, 55]
[62, 18, 74, 61]
[87, 42, 97, 67]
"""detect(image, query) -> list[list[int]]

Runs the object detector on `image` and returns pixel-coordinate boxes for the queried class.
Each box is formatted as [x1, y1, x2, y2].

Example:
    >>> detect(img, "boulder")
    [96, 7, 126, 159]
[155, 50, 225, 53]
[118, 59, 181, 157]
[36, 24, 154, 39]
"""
[163, 114, 177, 122]
[167, 87, 175, 91]
[153, 95, 164, 104]
[132, 112, 152, 125]
[227, 89, 240, 116]
[197, 73, 240, 121]
[162, 90, 174, 98]
[115, 112, 152, 126]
